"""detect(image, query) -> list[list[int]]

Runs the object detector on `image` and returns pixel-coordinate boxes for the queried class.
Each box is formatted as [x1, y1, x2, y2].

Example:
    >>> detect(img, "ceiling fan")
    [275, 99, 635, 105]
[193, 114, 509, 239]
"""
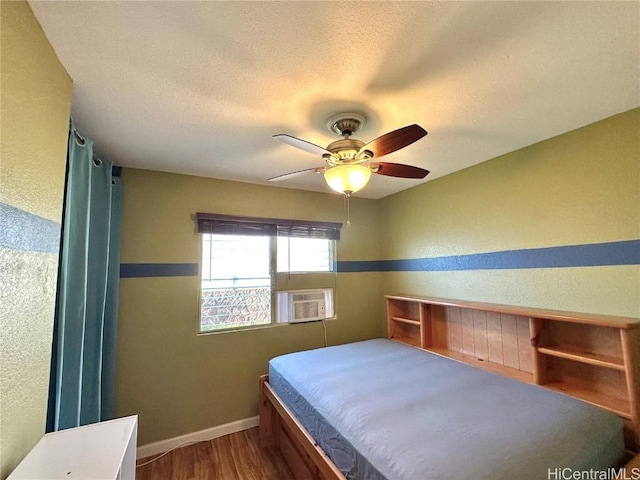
[269, 113, 429, 196]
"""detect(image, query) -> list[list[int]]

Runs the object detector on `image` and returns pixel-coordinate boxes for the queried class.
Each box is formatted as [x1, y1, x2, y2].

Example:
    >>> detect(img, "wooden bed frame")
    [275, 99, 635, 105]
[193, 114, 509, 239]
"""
[258, 296, 640, 478]
[259, 374, 345, 480]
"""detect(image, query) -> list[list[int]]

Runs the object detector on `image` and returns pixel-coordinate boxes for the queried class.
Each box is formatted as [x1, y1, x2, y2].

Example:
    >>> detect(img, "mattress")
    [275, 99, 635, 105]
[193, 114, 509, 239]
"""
[268, 338, 624, 480]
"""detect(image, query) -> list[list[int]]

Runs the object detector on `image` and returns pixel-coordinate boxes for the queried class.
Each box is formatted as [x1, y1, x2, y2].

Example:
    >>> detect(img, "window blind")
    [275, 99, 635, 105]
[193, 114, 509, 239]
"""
[196, 213, 342, 240]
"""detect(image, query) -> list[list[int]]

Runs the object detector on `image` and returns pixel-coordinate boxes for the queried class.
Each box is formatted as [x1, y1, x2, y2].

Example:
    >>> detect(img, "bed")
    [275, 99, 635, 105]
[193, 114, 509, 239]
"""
[260, 338, 626, 480]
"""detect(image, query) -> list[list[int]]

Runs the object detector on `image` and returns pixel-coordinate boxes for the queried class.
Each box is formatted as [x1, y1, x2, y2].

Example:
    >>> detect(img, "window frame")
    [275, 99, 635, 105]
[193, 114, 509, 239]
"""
[196, 213, 341, 334]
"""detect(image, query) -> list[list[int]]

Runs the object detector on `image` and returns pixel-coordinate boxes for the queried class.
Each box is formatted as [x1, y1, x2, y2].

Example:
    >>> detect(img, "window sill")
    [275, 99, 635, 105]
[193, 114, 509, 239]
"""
[197, 317, 337, 336]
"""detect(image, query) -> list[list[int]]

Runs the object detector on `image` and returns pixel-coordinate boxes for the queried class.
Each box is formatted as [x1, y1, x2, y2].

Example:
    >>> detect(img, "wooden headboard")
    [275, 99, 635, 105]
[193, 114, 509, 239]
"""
[385, 294, 640, 451]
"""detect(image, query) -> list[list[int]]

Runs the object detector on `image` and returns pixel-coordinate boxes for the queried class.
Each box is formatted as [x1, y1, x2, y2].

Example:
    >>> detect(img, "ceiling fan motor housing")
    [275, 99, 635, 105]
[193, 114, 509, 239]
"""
[325, 138, 371, 165]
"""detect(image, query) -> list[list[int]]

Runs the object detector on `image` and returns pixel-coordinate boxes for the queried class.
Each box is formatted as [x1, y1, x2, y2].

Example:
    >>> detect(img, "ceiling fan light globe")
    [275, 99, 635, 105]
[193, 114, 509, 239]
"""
[324, 164, 371, 195]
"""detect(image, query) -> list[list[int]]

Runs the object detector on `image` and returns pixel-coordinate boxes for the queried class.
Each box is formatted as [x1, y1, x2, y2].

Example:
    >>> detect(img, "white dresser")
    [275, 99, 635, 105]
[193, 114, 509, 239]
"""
[8, 415, 137, 480]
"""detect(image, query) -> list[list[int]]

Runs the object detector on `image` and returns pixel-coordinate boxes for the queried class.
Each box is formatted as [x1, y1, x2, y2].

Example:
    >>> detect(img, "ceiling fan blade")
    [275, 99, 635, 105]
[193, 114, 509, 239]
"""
[360, 124, 427, 159]
[273, 134, 331, 156]
[370, 162, 430, 179]
[268, 166, 326, 182]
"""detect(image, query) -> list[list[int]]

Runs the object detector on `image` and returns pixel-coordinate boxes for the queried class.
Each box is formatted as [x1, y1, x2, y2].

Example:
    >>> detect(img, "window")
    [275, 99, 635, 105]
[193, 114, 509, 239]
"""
[277, 237, 334, 273]
[196, 213, 340, 332]
[200, 234, 272, 331]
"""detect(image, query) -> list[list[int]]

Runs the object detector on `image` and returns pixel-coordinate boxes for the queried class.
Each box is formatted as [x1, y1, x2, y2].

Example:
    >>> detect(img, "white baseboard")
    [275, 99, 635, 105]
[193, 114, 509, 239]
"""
[136, 416, 259, 459]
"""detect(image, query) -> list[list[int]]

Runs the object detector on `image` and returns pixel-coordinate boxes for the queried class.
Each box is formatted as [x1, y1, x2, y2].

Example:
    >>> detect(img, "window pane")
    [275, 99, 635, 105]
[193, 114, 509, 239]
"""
[277, 237, 333, 273]
[200, 234, 271, 331]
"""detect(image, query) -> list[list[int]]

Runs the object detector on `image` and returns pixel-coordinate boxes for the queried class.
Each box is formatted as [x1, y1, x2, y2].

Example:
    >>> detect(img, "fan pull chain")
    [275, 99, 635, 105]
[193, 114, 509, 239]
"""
[344, 193, 351, 228]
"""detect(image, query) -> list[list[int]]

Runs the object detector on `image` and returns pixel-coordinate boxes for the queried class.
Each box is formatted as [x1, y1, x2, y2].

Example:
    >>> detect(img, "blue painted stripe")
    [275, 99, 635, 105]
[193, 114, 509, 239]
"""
[120, 263, 199, 278]
[0, 202, 61, 253]
[337, 239, 640, 273]
[118, 240, 638, 278]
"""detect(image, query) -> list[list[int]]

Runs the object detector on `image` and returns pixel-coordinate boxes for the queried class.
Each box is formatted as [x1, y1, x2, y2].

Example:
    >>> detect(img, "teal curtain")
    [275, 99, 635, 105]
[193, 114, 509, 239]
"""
[47, 123, 123, 431]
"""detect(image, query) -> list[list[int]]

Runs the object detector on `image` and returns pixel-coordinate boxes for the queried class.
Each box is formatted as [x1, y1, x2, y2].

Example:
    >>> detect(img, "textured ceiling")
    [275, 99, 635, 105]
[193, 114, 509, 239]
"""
[30, 1, 639, 199]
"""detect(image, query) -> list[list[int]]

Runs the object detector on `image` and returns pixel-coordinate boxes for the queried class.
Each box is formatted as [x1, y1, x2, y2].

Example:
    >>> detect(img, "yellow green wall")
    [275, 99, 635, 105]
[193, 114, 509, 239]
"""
[118, 110, 639, 447]
[0, 2, 72, 478]
[380, 109, 640, 317]
[115, 169, 384, 445]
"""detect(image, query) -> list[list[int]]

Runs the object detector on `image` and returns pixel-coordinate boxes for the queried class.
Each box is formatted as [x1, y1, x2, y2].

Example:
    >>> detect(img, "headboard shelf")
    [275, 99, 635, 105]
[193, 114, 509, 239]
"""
[424, 346, 534, 384]
[385, 294, 640, 329]
[385, 294, 640, 451]
[536, 345, 625, 370]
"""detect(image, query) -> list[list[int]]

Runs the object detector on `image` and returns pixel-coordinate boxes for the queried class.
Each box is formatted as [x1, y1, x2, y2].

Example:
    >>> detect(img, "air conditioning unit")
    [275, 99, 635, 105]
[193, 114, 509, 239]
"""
[276, 289, 334, 323]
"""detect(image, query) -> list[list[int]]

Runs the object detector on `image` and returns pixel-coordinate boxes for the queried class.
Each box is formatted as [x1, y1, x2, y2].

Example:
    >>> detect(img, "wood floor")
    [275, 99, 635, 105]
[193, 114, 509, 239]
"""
[135, 427, 295, 480]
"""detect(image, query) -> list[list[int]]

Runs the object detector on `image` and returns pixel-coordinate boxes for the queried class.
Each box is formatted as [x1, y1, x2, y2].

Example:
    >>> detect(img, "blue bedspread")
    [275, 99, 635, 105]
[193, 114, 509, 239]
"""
[269, 339, 624, 480]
